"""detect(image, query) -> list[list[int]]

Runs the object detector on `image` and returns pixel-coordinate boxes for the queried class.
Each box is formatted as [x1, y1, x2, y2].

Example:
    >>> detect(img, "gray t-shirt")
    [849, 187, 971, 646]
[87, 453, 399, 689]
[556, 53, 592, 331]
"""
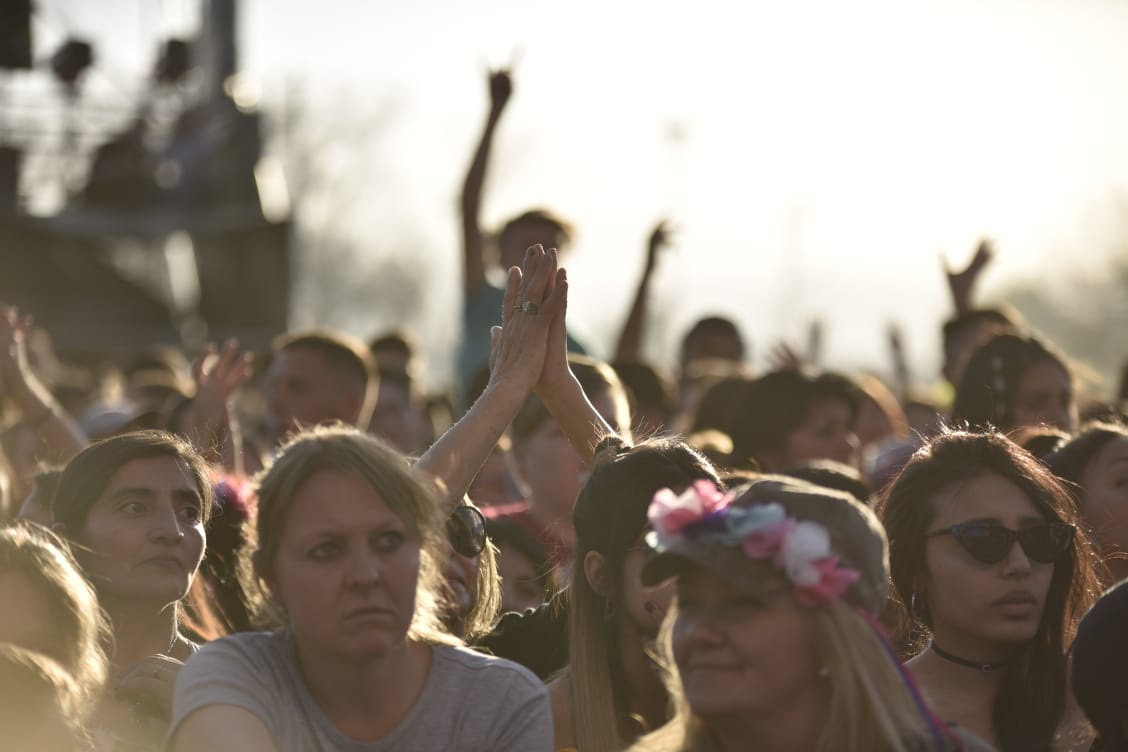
[170, 631, 551, 752]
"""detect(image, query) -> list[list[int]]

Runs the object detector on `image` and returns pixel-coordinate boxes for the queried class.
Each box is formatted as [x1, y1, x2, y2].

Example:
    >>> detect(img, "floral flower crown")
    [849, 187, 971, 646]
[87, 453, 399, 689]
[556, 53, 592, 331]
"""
[646, 479, 861, 607]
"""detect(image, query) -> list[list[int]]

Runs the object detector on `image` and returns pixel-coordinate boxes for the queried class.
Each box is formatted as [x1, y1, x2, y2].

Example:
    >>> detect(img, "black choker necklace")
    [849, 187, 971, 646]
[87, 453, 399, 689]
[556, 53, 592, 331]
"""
[930, 642, 1010, 673]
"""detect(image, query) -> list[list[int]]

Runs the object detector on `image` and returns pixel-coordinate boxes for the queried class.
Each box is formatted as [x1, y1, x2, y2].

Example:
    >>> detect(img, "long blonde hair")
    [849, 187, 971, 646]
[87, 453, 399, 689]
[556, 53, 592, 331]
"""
[629, 598, 945, 752]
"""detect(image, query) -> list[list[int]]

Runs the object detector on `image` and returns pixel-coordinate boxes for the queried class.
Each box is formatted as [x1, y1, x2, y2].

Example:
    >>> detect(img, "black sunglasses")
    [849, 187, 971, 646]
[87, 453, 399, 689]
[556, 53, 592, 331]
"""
[927, 521, 1075, 565]
[447, 506, 487, 558]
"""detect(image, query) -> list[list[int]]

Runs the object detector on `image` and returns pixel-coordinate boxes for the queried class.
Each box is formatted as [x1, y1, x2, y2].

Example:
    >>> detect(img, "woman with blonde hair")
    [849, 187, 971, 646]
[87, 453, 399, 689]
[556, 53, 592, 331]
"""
[0, 521, 109, 705]
[629, 476, 989, 752]
[170, 425, 549, 750]
[170, 246, 573, 751]
[0, 521, 109, 749]
[439, 497, 502, 641]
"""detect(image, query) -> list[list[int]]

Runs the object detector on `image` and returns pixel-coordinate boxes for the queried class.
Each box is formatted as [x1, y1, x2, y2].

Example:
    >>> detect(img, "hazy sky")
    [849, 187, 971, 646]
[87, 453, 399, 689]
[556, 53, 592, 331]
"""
[28, 0, 1128, 388]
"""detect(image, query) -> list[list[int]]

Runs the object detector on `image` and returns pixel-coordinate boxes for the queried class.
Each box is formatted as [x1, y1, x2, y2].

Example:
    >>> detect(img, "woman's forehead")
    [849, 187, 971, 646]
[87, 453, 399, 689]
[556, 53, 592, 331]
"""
[282, 468, 402, 535]
[928, 472, 1041, 525]
[101, 455, 197, 495]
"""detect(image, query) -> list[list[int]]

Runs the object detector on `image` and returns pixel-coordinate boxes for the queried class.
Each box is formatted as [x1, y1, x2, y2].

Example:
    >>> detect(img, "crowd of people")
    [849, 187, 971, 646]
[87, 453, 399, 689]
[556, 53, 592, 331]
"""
[1, 69, 1128, 752]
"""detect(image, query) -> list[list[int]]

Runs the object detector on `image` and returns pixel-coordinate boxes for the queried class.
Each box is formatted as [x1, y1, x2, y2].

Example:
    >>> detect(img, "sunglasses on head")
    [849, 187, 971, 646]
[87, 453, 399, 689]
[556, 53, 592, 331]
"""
[447, 506, 487, 559]
[927, 521, 1075, 565]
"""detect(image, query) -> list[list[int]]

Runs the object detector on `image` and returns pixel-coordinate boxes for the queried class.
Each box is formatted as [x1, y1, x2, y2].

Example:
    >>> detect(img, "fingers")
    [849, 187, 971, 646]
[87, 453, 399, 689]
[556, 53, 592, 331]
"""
[192, 344, 215, 385]
[488, 326, 501, 372]
[541, 267, 567, 318]
[501, 266, 522, 326]
[196, 339, 253, 395]
[521, 245, 556, 305]
[228, 352, 255, 391]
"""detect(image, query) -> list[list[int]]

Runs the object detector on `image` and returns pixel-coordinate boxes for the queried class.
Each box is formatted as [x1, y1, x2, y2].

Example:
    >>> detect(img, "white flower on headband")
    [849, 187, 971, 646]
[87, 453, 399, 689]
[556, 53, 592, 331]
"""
[779, 522, 832, 587]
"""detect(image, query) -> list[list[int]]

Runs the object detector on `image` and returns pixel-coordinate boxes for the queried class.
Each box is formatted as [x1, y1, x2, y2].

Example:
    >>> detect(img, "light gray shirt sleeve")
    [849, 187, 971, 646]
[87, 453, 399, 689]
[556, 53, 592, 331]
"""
[169, 635, 279, 739]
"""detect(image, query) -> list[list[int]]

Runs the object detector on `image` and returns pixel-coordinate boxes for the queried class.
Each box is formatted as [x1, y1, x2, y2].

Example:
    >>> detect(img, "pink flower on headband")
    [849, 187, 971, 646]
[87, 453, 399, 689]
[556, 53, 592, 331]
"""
[648, 479, 733, 538]
[793, 556, 862, 607]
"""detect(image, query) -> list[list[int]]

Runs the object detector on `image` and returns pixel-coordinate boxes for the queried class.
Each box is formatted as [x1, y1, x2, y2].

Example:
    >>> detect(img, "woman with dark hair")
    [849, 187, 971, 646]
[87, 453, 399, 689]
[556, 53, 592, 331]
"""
[549, 436, 720, 752]
[952, 333, 1077, 434]
[1046, 422, 1128, 584]
[878, 429, 1100, 751]
[725, 368, 861, 473]
[1071, 578, 1128, 752]
[48, 429, 216, 748]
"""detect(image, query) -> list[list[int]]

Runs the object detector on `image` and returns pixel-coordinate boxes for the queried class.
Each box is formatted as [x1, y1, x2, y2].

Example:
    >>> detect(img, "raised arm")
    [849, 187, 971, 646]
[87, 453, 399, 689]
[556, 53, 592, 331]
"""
[415, 245, 563, 511]
[944, 238, 994, 314]
[614, 220, 671, 361]
[887, 323, 911, 401]
[461, 69, 512, 297]
[0, 306, 86, 462]
[537, 270, 626, 463]
[182, 339, 254, 474]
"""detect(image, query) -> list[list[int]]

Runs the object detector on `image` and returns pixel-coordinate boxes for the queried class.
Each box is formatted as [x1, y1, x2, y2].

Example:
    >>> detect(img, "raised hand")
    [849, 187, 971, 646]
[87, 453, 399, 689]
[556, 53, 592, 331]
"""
[944, 238, 994, 313]
[488, 69, 512, 114]
[489, 244, 566, 394]
[768, 341, 804, 372]
[183, 339, 254, 466]
[646, 219, 673, 272]
[417, 245, 565, 511]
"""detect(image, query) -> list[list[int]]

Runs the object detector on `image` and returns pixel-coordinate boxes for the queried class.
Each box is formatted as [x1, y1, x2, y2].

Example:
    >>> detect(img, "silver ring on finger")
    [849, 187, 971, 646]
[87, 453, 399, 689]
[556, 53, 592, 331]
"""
[519, 300, 540, 315]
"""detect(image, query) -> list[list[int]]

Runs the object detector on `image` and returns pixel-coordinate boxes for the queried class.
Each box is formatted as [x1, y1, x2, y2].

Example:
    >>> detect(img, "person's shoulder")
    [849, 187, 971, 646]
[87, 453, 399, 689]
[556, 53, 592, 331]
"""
[194, 630, 279, 655]
[186, 630, 286, 673]
[435, 644, 546, 693]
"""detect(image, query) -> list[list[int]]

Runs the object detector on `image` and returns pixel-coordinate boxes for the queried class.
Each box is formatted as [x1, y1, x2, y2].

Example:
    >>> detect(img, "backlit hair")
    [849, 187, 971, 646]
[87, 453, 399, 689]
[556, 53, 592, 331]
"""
[245, 425, 452, 644]
[0, 522, 109, 709]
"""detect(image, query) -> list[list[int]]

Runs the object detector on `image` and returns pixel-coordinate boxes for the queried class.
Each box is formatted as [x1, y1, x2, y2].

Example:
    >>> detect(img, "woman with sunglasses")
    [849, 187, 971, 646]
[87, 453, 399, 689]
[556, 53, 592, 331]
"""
[879, 429, 1100, 751]
[441, 500, 502, 640]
